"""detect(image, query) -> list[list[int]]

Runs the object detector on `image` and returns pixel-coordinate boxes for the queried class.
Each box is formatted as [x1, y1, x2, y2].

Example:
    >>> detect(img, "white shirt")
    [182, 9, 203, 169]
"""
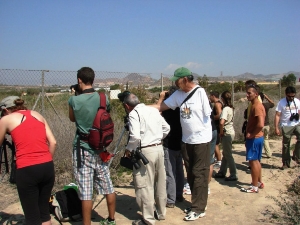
[276, 97, 300, 126]
[126, 103, 170, 152]
[164, 85, 212, 144]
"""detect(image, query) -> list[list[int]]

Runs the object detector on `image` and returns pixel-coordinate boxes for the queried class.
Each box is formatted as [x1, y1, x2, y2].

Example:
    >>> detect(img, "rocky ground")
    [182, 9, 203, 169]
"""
[1, 139, 299, 225]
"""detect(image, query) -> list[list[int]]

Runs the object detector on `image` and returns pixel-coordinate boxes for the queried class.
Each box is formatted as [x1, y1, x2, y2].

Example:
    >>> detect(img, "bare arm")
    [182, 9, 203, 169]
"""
[214, 102, 222, 120]
[219, 118, 225, 137]
[157, 91, 167, 106]
[264, 94, 274, 104]
[44, 120, 57, 156]
[150, 101, 170, 112]
[274, 111, 281, 136]
[69, 105, 75, 122]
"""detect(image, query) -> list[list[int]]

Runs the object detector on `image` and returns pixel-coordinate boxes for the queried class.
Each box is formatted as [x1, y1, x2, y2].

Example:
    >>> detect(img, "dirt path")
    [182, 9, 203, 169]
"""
[1, 139, 299, 224]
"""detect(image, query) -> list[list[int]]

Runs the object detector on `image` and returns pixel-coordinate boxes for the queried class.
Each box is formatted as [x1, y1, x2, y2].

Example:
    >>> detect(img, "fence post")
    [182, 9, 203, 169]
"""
[279, 79, 281, 99]
[41, 70, 45, 115]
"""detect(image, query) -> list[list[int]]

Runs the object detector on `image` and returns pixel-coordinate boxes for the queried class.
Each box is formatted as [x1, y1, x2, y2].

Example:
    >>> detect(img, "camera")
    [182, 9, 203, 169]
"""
[159, 92, 169, 100]
[70, 84, 81, 96]
[118, 91, 131, 102]
[130, 147, 149, 170]
[290, 113, 299, 121]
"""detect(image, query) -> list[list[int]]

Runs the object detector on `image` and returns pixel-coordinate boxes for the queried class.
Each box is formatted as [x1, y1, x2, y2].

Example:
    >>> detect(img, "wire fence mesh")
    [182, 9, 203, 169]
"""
[0, 68, 287, 187]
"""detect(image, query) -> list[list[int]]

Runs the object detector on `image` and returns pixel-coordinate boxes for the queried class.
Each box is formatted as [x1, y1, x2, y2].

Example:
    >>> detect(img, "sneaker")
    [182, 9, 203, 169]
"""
[166, 203, 175, 208]
[240, 186, 259, 193]
[213, 163, 221, 169]
[184, 206, 207, 214]
[183, 186, 191, 195]
[100, 218, 116, 225]
[184, 211, 205, 221]
[224, 176, 238, 181]
[132, 219, 147, 225]
[250, 182, 264, 189]
[279, 165, 289, 170]
[213, 172, 225, 178]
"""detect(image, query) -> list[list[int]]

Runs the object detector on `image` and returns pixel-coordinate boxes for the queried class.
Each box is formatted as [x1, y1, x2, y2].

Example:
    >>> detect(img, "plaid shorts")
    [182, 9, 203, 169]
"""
[73, 148, 114, 200]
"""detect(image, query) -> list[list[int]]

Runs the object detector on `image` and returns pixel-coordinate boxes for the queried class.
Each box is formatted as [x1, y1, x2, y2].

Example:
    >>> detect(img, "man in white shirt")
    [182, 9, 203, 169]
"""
[275, 86, 300, 169]
[123, 93, 170, 225]
[152, 67, 212, 221]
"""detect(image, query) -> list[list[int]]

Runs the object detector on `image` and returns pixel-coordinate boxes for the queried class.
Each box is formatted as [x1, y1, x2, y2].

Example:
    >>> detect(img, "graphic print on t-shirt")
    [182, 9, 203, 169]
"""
[181, 104, 192, 119]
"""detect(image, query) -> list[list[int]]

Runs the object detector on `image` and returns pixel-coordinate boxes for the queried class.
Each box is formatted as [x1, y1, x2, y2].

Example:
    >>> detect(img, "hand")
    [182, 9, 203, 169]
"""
[275, 127, 281, 136]
[125, 150, 131, 158]
[159, 91, 167, 99]
[246, 133, 252, 139]
[219, 132, 224, 138]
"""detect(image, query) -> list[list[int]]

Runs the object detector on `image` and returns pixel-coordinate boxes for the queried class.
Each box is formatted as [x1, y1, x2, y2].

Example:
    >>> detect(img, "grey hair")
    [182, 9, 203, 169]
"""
[123, 93, 140, 107]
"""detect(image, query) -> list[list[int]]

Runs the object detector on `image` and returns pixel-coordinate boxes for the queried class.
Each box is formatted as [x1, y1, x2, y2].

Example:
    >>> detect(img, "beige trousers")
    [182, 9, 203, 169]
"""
[262, 125, 272, 157]
[133, 146, 167, 225]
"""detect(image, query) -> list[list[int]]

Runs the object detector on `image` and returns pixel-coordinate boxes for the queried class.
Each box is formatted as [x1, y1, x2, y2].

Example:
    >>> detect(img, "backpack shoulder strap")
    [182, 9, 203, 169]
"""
[99, 92, 106, 110]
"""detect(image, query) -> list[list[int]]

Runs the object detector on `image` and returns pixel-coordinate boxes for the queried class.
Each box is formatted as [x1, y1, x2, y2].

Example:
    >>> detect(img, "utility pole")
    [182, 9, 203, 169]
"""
[232, 76, 234, 109]
[161, 73, 163, 92]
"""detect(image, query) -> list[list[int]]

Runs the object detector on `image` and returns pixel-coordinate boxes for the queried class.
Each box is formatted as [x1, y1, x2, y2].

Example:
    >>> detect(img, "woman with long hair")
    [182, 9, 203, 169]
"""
[214, 91, 238, 181]
[0, 96, 56, 225]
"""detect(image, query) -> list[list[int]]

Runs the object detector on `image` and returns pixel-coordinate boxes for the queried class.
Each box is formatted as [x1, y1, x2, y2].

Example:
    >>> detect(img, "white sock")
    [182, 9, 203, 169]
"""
[252, 186, 258, 191]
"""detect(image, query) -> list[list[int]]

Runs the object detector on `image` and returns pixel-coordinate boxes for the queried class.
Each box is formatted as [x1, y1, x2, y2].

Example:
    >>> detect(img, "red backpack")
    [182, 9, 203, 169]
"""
[88, 93, 114, 150]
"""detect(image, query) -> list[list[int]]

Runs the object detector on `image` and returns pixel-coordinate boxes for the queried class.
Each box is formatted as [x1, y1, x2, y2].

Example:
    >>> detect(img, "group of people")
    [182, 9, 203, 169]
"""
[0, 66, 299, 225]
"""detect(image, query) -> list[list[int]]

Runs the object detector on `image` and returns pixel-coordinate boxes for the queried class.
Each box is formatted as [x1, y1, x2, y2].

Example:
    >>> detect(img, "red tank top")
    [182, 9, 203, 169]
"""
[10, 110, 52, 169]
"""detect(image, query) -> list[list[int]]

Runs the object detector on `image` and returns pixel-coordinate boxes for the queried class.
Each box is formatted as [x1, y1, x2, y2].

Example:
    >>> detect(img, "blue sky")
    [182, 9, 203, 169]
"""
[0, 0, 299, 79]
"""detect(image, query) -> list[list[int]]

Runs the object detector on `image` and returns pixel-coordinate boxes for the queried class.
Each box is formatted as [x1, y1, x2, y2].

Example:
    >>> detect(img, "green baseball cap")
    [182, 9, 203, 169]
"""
[170, 67, 192, 81]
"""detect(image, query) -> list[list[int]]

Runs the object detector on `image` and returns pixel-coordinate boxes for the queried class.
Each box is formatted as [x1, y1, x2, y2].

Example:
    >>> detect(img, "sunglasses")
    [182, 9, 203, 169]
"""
[246, 84, 258, 90]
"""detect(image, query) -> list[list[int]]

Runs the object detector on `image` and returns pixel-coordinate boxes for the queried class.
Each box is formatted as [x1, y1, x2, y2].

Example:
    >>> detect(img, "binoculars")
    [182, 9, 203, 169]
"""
[290, 113, 299, 121]
[131, 148, 149, 170]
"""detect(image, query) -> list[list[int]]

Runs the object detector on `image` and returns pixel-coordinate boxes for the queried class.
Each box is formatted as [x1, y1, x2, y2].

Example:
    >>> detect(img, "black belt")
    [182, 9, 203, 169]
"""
[141, 143, 162, 148]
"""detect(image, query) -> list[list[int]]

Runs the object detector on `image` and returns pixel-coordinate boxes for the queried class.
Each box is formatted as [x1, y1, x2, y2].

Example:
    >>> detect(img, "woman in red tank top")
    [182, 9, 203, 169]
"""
[0, 96, 56, 225]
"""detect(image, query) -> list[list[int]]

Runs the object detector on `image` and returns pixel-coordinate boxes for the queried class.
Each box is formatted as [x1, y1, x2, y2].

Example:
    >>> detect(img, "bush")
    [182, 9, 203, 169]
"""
[266, 175, 300, 225]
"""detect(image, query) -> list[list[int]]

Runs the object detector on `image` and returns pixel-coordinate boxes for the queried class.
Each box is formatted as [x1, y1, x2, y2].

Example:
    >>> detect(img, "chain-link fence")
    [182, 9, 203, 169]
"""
[0, 68, 290, 187]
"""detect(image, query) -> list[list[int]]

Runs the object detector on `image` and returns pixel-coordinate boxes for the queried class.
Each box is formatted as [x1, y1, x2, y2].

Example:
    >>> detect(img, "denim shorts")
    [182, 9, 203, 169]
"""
[246, 137, 264, 161]
[73, 148, 114, 200]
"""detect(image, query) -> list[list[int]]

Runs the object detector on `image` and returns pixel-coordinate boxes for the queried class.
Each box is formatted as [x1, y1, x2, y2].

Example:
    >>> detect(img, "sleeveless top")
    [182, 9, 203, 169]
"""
[10, 110, 52, 169]
[213, 100, 223, 127]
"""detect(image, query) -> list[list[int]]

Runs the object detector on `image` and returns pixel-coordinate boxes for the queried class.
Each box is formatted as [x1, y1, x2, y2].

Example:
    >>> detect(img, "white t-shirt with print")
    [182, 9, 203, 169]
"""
[220, 106, 234, 134]
[276, 97, 300, 126]
[164, 85, 212, 144]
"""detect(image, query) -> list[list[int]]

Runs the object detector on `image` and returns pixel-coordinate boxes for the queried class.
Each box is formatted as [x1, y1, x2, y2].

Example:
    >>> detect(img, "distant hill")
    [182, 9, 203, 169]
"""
[94, 71, 300, 87]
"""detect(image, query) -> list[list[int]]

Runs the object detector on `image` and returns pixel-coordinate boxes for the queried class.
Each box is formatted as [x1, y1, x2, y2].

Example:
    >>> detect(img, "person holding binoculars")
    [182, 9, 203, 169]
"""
[122, 92, 170, 225]
[275, 86, 300, 169]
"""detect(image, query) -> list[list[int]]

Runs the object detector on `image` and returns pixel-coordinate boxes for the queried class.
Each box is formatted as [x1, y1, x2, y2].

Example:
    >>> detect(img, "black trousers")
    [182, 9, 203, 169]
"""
[181, 142, 210, 213]
[16, 161, 55, 225]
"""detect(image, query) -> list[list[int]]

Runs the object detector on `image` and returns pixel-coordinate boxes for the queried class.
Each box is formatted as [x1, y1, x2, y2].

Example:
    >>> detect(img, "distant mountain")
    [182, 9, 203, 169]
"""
[94, 71, 300, 87]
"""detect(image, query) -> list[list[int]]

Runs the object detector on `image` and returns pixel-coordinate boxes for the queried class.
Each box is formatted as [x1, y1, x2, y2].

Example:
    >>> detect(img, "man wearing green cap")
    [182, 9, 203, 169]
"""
[152, 67, 212, 221]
